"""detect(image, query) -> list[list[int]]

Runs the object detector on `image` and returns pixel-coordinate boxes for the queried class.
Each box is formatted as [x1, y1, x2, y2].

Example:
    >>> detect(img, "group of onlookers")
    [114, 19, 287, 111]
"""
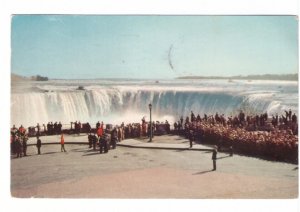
[175, 110, 298, 163]
[10, 125, 29, 158]
[10, 108, 298, 163]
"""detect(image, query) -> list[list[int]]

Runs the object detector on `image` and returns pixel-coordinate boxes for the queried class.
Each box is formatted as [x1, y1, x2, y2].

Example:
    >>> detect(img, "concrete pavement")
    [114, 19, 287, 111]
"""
[11, 134, 298, 198]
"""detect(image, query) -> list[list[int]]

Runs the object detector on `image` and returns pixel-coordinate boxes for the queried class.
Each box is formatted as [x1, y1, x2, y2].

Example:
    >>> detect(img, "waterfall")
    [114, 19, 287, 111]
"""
[11, 84, 295, 127]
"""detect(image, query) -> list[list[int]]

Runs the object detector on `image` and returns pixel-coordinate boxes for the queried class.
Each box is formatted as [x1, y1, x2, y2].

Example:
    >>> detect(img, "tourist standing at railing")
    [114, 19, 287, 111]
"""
[50, 122, 54, 135]
[86, 122, 91, 134]
[19, 125, 26, 134]
[196, 114, 201, 122]
[166, 120, 170, 134]
[142, 120, 147, 137]
[42, 124, 46, 134]
[11, 125, 18, 136]
[191, 111, 195, 122]
[78, 121, 82, 134]
[121, 126, 125, 140]
[285, 109, 292, 121]
[58, 122, 62, 134]
[173, 122, 178, 134]
[47, 122, 50, 135]
[292, 113, 297, 123]
[180, 116, 183, 126]
[36, 123, 41, 135]
[54, 122, 58, 134]
[74, 121, 81, 135]
[96, 121, 100, 130]
[117, 127, 122, 142]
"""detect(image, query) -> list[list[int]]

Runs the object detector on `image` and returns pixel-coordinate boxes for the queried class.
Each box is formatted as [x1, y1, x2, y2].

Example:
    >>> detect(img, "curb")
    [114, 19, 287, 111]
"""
[27, 142, 213, 152]
[27, 142, 88, 146]
[117, 143, 212, 151]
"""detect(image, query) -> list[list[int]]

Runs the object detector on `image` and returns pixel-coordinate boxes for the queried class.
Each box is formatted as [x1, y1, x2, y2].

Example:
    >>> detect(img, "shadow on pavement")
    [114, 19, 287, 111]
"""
[192, 170, 214, 175]
[11, 156, 21, 160]
[72, 148, 95, 153]
[42, 151, 59, 155]
[174, 149, 186, 152]
[217, 155, 231, 160]
[82, 152, 100, 156]
[175, 138, 185, 140]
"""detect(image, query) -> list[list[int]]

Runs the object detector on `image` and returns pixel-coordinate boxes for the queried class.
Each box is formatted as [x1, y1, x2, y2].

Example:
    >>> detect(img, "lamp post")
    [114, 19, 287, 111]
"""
[149, 103, 152, 142]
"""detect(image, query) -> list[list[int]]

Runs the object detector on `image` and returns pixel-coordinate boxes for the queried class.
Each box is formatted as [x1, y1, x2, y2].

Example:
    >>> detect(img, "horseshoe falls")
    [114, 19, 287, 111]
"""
[11, 79, 298, 127]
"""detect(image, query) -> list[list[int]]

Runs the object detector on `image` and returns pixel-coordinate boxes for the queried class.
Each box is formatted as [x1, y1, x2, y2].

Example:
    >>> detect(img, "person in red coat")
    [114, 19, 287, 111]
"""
[60, 134, 67, 152]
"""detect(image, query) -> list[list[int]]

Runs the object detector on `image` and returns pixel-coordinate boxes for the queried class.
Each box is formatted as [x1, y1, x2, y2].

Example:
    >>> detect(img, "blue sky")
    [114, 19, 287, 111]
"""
[11, 15, 298, 79]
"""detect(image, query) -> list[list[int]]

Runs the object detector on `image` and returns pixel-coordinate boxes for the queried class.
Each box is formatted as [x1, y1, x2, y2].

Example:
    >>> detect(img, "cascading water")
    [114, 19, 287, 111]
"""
[11, 79, 298, 127]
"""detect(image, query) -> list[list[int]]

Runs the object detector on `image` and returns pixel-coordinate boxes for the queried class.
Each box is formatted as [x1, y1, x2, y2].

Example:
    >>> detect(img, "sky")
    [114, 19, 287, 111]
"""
[11, 15, 298, 79]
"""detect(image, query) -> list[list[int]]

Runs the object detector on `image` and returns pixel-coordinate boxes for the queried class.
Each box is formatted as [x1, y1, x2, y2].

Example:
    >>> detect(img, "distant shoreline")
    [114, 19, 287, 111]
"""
[177, 73, 298, 81]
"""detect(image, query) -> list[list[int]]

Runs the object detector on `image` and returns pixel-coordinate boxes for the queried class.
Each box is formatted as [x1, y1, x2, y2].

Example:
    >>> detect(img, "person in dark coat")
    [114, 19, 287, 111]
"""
[36, 136, 42, 155]
[50, 122, 54, 135]
[96, 121, 100, 130]
[86, 122, 91, 134]
[54, 122, 58, 134]
[88, 133, 93, 148]
[189, 130, 194, 148]
[22, 135, 28, 156]
[104, 133, 109, 153]
[229, 146, 233, 157]
[92, 133, 98, 150]
[99, 136, 105, 154]
[212, 148, 217, 171]
[58, 122, 62, 134]
[111, 128, 118, 149]
[36, 123, 41, 136]
[16, 137, 23, 158]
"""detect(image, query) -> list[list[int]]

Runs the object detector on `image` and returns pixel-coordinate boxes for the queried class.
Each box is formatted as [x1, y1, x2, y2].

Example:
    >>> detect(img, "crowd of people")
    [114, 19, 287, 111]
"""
[10, 120, 122, 157]
[44, 122, 63, 135]
[10, 109, 298, 163]
[86, 121, 119, 153]
[173, 110, 298, 163]
[10, 125, 29, 158]
[174, 110, 298, 134]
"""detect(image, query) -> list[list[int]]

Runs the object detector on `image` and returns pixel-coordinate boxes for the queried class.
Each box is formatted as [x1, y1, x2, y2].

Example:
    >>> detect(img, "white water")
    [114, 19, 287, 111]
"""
[11, 79, 298, 127]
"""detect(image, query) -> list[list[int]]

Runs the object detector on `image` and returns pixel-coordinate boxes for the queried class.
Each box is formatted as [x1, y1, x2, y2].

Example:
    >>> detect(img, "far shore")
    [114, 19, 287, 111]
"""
[177, 73, 298, 81]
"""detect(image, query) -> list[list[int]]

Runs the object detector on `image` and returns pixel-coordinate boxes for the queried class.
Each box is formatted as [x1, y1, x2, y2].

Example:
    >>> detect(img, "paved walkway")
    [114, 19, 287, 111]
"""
[12, 134, 298, 198]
